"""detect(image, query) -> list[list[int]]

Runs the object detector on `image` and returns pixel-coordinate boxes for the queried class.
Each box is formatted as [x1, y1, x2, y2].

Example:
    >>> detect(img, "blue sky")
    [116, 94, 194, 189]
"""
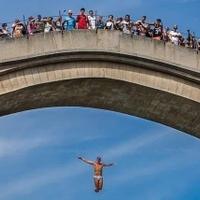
[0, 108, 200, 200]
[0, 0, 200, 35]
[0, 0, 200, 200]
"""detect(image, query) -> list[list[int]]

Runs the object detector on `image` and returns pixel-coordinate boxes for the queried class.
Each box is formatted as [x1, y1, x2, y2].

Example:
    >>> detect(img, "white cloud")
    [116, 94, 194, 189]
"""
[103, 130, 170, 161]
[0, 136, 57, 158]
[0, 128, 169, 199]
[179, 0, 198, 2]
[0, 129, 107, 159]
[0, 162, 86, 199]
[107, 144, 200, 200]
[111, 151, 199, 183]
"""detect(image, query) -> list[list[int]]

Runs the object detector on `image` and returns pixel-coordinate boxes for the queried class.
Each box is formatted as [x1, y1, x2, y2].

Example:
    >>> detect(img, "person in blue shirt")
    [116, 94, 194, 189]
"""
[63, 10, 76, 31]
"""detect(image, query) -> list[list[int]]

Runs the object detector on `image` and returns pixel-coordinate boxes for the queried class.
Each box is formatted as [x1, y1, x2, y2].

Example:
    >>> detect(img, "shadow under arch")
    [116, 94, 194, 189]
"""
[0, 76, 199, 138]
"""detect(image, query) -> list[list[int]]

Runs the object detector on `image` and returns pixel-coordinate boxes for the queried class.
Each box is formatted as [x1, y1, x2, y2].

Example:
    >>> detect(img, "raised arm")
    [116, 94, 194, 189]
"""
[78, 157, 94, 165]
[103, 163, 114, 167]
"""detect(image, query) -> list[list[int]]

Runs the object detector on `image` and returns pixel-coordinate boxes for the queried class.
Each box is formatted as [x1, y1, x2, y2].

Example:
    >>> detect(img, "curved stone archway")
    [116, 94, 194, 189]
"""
[0, 30, 200, 137]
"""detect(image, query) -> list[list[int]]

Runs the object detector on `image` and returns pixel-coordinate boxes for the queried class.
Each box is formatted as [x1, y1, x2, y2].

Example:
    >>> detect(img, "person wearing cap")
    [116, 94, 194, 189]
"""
[63, 10, 76, 31]
[76, 8, 89, 29]
[78, 156, 114, 192]
[168, 25, 182, 45]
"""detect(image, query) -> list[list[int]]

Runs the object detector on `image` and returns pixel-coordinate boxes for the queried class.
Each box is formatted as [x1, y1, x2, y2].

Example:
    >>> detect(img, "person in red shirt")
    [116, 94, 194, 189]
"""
[78, 156, 114, 192]
[76, 8, 89, 29]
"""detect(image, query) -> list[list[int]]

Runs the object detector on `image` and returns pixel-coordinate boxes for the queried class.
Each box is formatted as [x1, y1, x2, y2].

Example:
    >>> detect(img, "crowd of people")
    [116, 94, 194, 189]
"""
[0, 8, 200, 51]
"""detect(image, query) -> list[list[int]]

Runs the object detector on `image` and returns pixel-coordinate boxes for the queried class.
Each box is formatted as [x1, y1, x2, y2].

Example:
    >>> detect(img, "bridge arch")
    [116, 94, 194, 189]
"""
[0, 30, 200, 137]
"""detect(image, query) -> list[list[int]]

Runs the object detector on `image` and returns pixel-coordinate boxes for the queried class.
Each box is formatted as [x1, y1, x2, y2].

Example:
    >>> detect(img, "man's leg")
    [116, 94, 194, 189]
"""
[99, 178, 103, 191]
[94, 178, 99, 192]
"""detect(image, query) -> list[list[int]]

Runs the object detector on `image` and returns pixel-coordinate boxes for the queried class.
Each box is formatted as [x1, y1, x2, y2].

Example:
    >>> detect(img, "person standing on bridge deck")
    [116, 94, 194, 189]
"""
[0, 23, 11, 38]
[35, 15, 45, 33]
[88, 10, 96, 30]
[78, 156, 114, 192]
[105, 15, 114, 30]
[121, 14, 132, 34]
[63, 10, 76, 31]
[12, 19, 26, 38]
[168, 25, 182, 45]
[96, 16, 105, 29]
[76, 8, 89, 29]
[135, 16, 149, 36]
[152, 19, 163, 40]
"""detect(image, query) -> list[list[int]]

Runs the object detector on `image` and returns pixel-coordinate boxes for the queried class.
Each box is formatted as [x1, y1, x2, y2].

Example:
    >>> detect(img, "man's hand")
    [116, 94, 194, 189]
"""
[103, 163, 114, 167]
[78, 157, 94, 165]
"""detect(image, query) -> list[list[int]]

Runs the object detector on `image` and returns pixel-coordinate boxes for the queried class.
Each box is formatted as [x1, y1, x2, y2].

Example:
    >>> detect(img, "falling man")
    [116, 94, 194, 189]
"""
[78, 156, 114, 192]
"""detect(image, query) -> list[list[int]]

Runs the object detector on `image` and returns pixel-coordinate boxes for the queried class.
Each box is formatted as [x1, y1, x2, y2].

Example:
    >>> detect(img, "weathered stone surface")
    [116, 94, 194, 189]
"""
[0, 30, 200, 137]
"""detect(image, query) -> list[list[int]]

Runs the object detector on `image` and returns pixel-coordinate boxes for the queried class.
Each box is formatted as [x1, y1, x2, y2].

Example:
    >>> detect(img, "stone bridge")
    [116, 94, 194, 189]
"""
[0, 30, 200, 137]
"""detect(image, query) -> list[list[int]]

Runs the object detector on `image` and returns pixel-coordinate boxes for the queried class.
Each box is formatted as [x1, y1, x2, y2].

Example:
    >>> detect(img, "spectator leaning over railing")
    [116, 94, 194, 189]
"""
[76, 8, 89, 29]
[63, 10, 76, 31]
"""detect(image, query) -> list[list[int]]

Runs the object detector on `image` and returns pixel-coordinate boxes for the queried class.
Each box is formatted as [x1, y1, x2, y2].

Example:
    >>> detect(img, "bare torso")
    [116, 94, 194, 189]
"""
[93, 162, 103, 176]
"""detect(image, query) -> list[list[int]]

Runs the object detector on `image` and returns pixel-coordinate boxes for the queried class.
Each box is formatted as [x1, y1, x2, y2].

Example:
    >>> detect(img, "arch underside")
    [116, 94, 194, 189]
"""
[0, 78, 200, 138]
[0, 31, 200, 138]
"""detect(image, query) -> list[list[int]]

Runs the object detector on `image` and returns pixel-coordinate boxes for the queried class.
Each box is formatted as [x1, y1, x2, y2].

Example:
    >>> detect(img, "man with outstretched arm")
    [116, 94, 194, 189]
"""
[78, 156, 114, 192]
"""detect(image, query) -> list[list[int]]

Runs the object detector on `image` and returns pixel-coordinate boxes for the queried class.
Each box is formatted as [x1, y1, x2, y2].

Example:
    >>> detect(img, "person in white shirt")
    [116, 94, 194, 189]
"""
[105, 15, 114, 30]
[135, 16, 149, 36]
[121, 14, 132, 34]
[169, 25, 182, 45]
[44, 17, 55, 33]
[88, 10, 96, 30]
